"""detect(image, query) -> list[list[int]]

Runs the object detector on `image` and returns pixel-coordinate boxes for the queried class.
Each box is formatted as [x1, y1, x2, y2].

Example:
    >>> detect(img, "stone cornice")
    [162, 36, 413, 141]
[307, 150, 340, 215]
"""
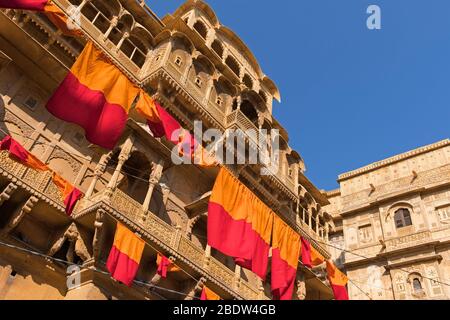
[338, 139, 450, 182]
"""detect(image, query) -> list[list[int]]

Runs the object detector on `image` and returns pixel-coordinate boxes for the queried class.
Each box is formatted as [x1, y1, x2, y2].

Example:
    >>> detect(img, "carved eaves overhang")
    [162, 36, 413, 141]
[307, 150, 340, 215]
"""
[298, 173, 330, 206]
[338, 139, 450, 182]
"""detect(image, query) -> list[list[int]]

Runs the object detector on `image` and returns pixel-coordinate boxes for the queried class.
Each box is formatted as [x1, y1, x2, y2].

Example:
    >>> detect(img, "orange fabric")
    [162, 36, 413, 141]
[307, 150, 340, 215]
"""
[44, 1, 83, 37]
[326, 260, 348, 287]
[136, 90, 161, 123]
[24, 153, 49, 171]
[272, 216, 300, 269]
[209, 167, 273, 243]
[311, 246, 325, 266]
[71, 41, 139, 111]
[51, 172, 75, 199]
[156, 253, 180, 273]
[201, 286, 221, 301]
[112, 223, 145, 264]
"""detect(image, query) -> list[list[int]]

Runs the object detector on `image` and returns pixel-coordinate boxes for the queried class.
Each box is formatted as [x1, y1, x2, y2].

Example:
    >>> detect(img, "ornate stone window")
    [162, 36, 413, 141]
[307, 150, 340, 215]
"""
[193, 20, 208, 39]
[211, 40, 224, 58]
[225, 56, 240, 77]
[408, 273, 426, 298]
[243, 74, 253, 90]
[175, 56, 183, 67]
[216, 96, 223, 106]
[394, 208, 412, 229]
[437, 205, 450, 224]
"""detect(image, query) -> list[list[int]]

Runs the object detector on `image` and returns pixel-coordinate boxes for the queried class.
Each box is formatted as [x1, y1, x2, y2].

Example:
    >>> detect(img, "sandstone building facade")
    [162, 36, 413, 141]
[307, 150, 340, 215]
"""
[326, 140, 450, 300]
[0, 0, 336, 300]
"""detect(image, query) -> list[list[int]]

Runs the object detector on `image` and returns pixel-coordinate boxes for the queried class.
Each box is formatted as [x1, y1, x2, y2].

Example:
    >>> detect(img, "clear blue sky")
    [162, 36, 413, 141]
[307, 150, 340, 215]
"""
[148, 0, 450, 190]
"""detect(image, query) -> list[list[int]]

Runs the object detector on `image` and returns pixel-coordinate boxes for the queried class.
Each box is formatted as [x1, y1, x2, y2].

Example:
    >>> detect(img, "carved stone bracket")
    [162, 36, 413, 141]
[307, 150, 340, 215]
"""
[47, 222, 91, 263]
[3, 196, 38, 234]
[92, 209, 106, 261]
[184, 277, 206, 300]
[0, 182, 18, 207]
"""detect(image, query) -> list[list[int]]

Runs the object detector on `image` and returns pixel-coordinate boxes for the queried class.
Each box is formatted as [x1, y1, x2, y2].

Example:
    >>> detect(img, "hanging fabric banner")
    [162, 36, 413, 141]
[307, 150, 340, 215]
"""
[0, 135, 83, 214]
[271, 216, 300, 300]
[106, 222, 145, 287]
[208, 167, 273, 279]
[200, 286, 221, 301]
[0, 135, 48, 171]
[326, 260, 349, 300]
[135, 91, 217, 167]
[156, 253, 180, 278]
[51, 173, 83, 216]
[47, 41, 140, 150]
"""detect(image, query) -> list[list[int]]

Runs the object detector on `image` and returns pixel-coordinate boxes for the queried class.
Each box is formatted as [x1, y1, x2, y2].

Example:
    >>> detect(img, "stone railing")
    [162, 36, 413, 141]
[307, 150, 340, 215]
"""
[161, 62, 226, 127]
[0, 151, 65, 209]
[96, 188, 262, 300]
[385, 230, 433, 252]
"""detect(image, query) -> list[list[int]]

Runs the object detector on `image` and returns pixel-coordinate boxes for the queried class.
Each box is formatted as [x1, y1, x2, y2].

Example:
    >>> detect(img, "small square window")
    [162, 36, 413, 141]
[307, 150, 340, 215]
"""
[216, 96, 223, 106]
[24, 96, 38, 111]
[175, 56, 183, 66]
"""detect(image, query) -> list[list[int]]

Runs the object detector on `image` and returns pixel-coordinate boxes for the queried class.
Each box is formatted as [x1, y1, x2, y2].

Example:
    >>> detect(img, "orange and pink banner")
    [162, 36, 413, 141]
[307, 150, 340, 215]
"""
[106, 222, 145, 287]
[47, 41, 140, 150]
[208, 167, 273, 279]
[0, 135, 82, 215]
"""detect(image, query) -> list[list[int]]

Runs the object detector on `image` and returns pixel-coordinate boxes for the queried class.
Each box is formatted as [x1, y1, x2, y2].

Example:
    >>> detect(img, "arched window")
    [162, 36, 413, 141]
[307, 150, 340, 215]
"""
[394, 208, 412, 229]
[413, 278, 423, 293]
[211, 40, 224, 58]
[243, 74, 253, 90]
[193, 21, 208, 39]
[225, 56, 240, 77]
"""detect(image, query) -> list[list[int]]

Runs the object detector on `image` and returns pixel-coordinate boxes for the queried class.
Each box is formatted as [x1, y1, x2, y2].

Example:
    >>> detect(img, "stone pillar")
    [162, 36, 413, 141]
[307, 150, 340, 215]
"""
[315, 214, 320, 235]
[308, 210, 312, 229]
[203, 79, 214, 105]
[103, 16, 119, 41]
[85, 152, 111, 198]
[181, 56, 193, 84]
[106, 139, 133, 191]
[233, 264, 241, 291]
[203, 245, 212, 268]
[325, 223, 330, 242]
[116, 32, 130, 52]
[142, 160, 164, 214]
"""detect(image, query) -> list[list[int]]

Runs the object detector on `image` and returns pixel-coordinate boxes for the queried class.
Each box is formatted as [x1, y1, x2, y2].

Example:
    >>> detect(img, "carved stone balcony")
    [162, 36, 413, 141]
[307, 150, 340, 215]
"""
[75, 187, 264, 300]
[0, 150, 67, 212]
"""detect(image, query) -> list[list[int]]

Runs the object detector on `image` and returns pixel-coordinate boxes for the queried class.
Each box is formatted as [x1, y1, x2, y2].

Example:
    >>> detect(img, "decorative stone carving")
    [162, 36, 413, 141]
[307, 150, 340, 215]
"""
[0, 182, 18, 207]
[92, 209, 106, 261]
[3, 196, 38, 234]
[47, 223, 91, 262]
